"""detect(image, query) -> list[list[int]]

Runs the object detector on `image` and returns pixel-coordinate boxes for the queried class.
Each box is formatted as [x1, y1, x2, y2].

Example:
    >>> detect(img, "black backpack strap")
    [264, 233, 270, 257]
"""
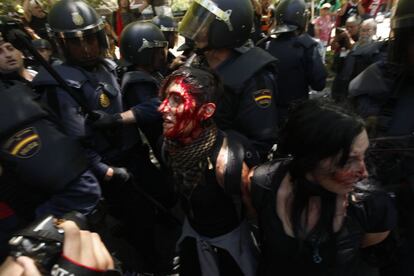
[223, 132, 245, 196]
[250, 159, 290, 211]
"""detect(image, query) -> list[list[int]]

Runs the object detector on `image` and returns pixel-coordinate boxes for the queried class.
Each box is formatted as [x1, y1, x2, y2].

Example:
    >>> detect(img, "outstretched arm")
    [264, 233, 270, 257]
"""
[23, 0, 32, 22]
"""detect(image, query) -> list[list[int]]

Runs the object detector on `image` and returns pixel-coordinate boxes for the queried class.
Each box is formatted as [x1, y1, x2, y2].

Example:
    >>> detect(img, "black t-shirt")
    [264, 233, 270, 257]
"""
[251, 161, 397, 276]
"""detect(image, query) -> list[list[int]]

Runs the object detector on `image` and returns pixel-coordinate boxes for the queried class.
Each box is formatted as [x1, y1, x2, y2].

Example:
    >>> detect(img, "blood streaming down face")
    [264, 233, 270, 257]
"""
[159, 77, 204, 139]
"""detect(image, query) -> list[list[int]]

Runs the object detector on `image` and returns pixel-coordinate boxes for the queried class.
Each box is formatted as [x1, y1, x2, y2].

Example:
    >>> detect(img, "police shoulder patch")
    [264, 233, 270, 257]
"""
[253, 89, 272, 108]
[2, 127, 41, 159]
[99, 93, 111, 108]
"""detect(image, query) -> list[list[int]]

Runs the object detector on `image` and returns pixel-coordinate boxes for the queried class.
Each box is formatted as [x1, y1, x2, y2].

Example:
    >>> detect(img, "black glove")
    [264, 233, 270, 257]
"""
[110, 167, 131, 184]
[88, 111, 123, 129]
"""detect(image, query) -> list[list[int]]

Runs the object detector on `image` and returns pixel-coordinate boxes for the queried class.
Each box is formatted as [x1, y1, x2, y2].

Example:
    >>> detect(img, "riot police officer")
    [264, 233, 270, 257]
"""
[32, 0, 127, 182]
[118, 22, 179, 273]
[119, 22, 166, 143]
[31, 0, 152, 272]
[264, 0, 326, 124]
[349, 0, 414, 274]
[151, 15, 178, 52]
[0, 24, 100, 261]
[151, 15, 182, 74]
[179, 0, 279, 165]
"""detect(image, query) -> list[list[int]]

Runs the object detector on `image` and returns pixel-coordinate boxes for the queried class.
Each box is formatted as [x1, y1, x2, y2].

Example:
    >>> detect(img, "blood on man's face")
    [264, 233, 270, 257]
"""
[159, 77, 204, 139]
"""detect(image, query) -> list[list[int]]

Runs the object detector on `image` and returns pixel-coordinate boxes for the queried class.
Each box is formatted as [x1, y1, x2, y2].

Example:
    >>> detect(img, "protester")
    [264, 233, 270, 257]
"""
[354, 18, 377, 48]
[22, 0, 51, 39]
[159, 66, 258, 276]
[314, 3, 334, 50]
[247, 99, 397, 276]
[345, 15, 362, 43]
[337, 0, 366, 27]
[0, 37, 36, 82]
[331, 18, 381, 102]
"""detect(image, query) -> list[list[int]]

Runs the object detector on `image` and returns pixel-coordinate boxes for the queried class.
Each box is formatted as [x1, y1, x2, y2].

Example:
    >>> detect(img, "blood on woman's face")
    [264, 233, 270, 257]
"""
[308, 130, 370, 195]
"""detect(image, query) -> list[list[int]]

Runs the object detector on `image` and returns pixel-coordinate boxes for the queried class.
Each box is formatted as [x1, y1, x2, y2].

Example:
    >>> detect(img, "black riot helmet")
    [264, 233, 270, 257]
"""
[32, 39, 52, 50]
[179, 0, 254, 49]
[120, 22, 168, 69]
[47, 0, 108, 65]
[273, 0, 308, 34]
[152, 15, 177, 32]
[152, 15, 178, 49]
[0, 16, 32, 53]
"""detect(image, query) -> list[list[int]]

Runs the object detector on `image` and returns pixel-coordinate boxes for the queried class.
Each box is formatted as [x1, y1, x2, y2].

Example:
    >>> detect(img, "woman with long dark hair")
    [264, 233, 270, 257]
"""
[246, 99, 397, 275]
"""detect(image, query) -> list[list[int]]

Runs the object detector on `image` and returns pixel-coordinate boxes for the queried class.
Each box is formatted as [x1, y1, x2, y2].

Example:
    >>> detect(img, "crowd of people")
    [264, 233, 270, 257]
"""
[0, 0, 412, 275]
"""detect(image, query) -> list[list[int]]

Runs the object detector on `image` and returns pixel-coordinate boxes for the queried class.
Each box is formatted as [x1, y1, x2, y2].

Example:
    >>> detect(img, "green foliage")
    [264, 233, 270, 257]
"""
[84, 0, 106, 9]
[0, 0, 22, 15]
[0, 0, 105, 16]
[171, 0, 192, 11]
[0, 0, 191, 16]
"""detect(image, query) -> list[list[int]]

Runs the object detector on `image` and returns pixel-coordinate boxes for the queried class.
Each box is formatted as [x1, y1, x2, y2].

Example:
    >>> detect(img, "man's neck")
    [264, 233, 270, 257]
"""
[178, 127, 204, 145]
[205, 48, 233, 70]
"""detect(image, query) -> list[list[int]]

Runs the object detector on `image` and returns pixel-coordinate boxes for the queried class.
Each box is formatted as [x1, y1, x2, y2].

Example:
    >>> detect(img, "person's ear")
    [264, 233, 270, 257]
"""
[198, 103, 216, 120]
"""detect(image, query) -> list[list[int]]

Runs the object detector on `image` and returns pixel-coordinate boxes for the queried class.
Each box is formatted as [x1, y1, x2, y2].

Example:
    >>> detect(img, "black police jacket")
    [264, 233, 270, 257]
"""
[214, 46, 279, 165]
[266, 32, 326, 108]
[32, 60, 124, 180]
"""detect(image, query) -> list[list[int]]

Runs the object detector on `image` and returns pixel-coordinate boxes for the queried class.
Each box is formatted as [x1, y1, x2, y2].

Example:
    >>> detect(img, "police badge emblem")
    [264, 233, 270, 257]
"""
[253, 89, 272, 108]
[3, 127, 41, 159]
[72, 12, 84, 26]
[99, 93, 111, 108]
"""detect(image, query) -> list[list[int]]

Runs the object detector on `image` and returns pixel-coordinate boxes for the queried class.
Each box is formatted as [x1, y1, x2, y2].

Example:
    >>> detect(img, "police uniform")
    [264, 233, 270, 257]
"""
[0, 79, 101, 260]
[32, 60, 126, 179]
[215, 46, 279, 165]
[266, 32, 327, 122]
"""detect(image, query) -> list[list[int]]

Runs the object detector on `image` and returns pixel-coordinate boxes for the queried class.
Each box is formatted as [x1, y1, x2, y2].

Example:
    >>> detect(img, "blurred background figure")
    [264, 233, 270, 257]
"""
[337, 0, 366, 27]
[355, 18, 377, 48]
[25, 38, 62, 71]
[111, 0, 149, 43]
[151, 15, 181, 74]
[22, 0, 51, 40]
[314, 3, 335, 62]
[150, 0, 173, 17]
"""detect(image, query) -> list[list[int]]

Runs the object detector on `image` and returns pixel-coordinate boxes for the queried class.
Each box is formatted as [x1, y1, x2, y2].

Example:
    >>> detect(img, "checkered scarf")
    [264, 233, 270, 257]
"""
[164, 125, 218, 196]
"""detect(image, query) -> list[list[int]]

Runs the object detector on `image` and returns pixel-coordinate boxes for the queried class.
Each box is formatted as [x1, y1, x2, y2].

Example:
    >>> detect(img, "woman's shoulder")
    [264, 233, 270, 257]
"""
[349, 189, 397, 233]
[251, 158, 291, 191]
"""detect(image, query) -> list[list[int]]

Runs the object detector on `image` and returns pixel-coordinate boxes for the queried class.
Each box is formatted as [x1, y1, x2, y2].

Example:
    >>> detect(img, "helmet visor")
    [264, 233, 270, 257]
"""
[138, 39, 168, 52]
[271, 24, 298, 34]
[179, 0, 232, 42]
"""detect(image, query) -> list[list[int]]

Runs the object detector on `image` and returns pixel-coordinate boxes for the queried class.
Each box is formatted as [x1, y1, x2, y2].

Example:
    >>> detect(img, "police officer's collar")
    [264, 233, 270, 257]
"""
[214, 50, 238, 72]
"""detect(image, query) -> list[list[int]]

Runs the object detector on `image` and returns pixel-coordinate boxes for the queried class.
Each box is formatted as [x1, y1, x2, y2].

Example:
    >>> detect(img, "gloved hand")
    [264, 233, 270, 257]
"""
[109, 167, 131, 184]
[88, 111, 123, 129]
